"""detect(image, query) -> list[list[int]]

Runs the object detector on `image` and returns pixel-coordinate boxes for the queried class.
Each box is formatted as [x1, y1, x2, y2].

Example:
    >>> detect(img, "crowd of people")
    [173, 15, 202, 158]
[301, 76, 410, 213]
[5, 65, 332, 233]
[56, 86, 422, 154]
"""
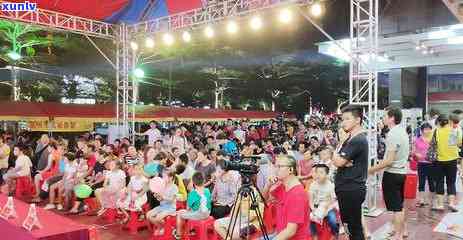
[0, 105, 461, 240]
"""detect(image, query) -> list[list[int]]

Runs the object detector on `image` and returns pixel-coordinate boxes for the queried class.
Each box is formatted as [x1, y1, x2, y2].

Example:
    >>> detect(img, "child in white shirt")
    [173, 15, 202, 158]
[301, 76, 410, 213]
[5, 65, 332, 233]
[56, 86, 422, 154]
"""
[309, 164, 339, 239]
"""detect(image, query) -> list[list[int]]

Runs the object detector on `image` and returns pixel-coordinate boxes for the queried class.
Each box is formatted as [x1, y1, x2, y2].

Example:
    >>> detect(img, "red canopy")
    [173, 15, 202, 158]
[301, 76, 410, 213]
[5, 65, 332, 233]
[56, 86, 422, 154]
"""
[0, 101, 292, 122]
[5, 0, 203, 23]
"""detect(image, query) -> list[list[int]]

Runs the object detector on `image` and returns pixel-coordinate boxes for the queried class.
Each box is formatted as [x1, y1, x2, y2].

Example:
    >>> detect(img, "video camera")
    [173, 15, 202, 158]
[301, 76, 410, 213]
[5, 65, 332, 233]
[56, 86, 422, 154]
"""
[224, 155, 260, 175]
[223, 155, 261, 185]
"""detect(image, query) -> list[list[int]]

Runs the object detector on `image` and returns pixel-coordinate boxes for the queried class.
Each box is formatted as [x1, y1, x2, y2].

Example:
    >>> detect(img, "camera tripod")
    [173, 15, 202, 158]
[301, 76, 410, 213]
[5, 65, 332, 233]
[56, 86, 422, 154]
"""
[225, 176, 270, 240]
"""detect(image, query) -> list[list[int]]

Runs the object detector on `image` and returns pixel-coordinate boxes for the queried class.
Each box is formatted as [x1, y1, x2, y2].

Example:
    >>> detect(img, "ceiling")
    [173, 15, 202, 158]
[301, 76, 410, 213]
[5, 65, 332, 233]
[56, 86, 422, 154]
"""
[318, 23, 463, 71]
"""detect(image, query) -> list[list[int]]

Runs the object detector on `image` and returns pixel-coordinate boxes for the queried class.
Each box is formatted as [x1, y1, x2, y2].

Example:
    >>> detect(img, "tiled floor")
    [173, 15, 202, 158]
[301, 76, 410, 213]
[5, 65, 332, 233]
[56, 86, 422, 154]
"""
[36, 190, 462, 240]
[62, 202, 460, 240]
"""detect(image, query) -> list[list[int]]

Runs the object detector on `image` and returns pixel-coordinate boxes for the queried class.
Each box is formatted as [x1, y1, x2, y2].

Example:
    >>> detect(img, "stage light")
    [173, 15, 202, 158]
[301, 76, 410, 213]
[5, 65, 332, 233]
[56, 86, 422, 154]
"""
[182, 31, 191, 42]
[134, 68, 145, 78]
[145, 38, 155, 48]
[250, 16, 263, 30]
[7, 51, 21, 61]
[163, 33, 174, 46]
[205, 26, 214, 38]
[310, 2, 323, 17]
[279, 8, 292, 24]
[227, 21, 238, 34]
[130, 41, 138, 51]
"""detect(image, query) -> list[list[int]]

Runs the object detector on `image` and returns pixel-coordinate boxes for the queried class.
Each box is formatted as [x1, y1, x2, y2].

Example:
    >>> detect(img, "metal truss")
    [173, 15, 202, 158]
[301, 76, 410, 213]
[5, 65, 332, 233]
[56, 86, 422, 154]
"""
[116, 0, 312, 138]
[116, 24, 137, 141]
[350, 0, 382, 216]
[128, 0, 310, 36]
[0, 1, 116, 39]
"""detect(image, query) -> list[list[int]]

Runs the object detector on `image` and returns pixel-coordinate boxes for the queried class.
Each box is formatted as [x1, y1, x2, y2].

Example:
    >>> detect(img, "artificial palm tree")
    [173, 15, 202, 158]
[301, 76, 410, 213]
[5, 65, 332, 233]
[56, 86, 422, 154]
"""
[0, 20, 62, 100]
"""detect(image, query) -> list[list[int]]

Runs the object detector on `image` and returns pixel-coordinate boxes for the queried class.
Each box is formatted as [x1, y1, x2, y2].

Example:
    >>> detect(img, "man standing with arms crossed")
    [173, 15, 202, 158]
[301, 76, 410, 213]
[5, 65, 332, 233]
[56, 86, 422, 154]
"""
[333, 105, 368, 240]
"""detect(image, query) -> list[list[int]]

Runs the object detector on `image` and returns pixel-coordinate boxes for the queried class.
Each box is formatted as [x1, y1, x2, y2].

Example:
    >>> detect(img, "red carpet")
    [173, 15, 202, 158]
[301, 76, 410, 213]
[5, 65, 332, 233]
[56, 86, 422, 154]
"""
[0, 194, 89, 240]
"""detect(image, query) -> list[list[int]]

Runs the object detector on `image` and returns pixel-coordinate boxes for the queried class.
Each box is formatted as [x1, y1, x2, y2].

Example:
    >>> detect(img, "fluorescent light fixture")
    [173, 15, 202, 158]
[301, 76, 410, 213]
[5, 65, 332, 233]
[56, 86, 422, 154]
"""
[450, 24, 463, 30]
[448, 36, 463, 45]
[428, 30, 454, 40]
[320, 39, 351, 62]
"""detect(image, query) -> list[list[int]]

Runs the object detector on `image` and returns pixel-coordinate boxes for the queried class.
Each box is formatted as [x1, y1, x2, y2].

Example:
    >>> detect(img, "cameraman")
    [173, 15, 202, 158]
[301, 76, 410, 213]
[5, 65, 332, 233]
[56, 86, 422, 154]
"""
[262, 155, 310, 240]
[211, 159, 241, 219]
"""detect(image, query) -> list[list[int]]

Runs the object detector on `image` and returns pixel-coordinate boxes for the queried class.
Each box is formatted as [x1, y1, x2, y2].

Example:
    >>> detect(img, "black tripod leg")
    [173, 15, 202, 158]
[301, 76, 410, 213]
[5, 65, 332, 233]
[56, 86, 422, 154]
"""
[249, 190, 270, 240]
[226, 191, 242, 240]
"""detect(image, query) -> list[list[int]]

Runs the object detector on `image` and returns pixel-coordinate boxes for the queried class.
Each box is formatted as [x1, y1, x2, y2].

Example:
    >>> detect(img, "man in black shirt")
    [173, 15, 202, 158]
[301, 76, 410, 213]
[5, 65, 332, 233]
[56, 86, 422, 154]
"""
[333, 105, 368, 240]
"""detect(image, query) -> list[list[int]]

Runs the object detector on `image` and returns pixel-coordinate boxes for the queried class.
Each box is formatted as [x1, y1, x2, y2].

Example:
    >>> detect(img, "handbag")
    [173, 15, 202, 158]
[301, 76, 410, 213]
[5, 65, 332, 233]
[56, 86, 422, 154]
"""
[425, 130, 438, 163]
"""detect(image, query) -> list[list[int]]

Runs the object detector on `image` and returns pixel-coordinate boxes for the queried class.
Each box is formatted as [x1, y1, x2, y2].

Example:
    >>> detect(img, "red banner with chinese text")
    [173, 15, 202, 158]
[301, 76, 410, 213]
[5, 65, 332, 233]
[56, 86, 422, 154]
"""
[28, 119, 94, 132]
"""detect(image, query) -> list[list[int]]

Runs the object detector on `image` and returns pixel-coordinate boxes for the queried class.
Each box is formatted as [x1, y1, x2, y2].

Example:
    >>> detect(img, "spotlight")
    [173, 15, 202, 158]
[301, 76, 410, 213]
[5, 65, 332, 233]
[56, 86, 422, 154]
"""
[422, 49, 428, 55]
[415, 45, 420, 50]
[7, 51, 21, 61]
[145, 38, 155, 48]
[279, 8, 292, 23]
[182, 31, 191, 42]
[205, 26, 214, 38]
[134, 68, 145, 78]
[310, 2, 323, 17]
[429, 49, 435, 54]
[227, 21, 238, 34]
[163, 33, 174, 46]
[250, 16, 263, 30]
[130, 41, 138, 51]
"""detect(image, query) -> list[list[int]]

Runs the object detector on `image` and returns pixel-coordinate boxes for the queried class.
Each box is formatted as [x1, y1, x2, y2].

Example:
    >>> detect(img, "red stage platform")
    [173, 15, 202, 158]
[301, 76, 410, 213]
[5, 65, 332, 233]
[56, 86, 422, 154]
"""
[0, 194, 90, 240]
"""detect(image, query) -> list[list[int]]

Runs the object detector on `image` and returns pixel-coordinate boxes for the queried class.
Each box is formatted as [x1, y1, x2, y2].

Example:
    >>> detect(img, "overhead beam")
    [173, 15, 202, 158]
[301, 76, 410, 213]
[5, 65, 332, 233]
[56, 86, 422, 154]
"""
[128, 0, 311, 37]
[0, 0, 116, 39]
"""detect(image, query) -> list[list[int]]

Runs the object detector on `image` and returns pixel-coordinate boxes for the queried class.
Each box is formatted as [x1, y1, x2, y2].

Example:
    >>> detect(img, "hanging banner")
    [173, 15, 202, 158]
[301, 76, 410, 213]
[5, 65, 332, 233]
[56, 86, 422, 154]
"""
[28, 119, 94, 132]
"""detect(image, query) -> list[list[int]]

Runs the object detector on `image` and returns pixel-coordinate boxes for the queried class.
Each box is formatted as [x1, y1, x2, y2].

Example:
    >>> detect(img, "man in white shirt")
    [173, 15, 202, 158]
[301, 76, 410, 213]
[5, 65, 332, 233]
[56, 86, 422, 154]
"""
[3, 145, 33, 191]
[137, 121, 161, 146]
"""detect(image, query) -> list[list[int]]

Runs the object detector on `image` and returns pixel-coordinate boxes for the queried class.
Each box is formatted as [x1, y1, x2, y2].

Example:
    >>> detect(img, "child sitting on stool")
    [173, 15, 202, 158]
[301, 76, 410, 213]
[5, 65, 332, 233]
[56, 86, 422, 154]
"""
[309, 164, 339, 240]
[174, 172, 211, 239]
[147, 169, 178, 236]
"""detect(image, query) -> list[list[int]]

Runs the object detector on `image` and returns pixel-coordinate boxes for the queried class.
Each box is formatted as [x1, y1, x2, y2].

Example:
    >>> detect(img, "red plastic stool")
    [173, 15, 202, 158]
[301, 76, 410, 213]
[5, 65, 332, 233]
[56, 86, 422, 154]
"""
[184, 216, 218, 240]
[151, 216, 176, 240]
[314, 221, 332, 240]
[15, 176, 35, 198]
[123, 211, 148, 234]
[84, 198, 100, 215]
[102, 208, 121, 222]
[176, 201, 186, 210]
